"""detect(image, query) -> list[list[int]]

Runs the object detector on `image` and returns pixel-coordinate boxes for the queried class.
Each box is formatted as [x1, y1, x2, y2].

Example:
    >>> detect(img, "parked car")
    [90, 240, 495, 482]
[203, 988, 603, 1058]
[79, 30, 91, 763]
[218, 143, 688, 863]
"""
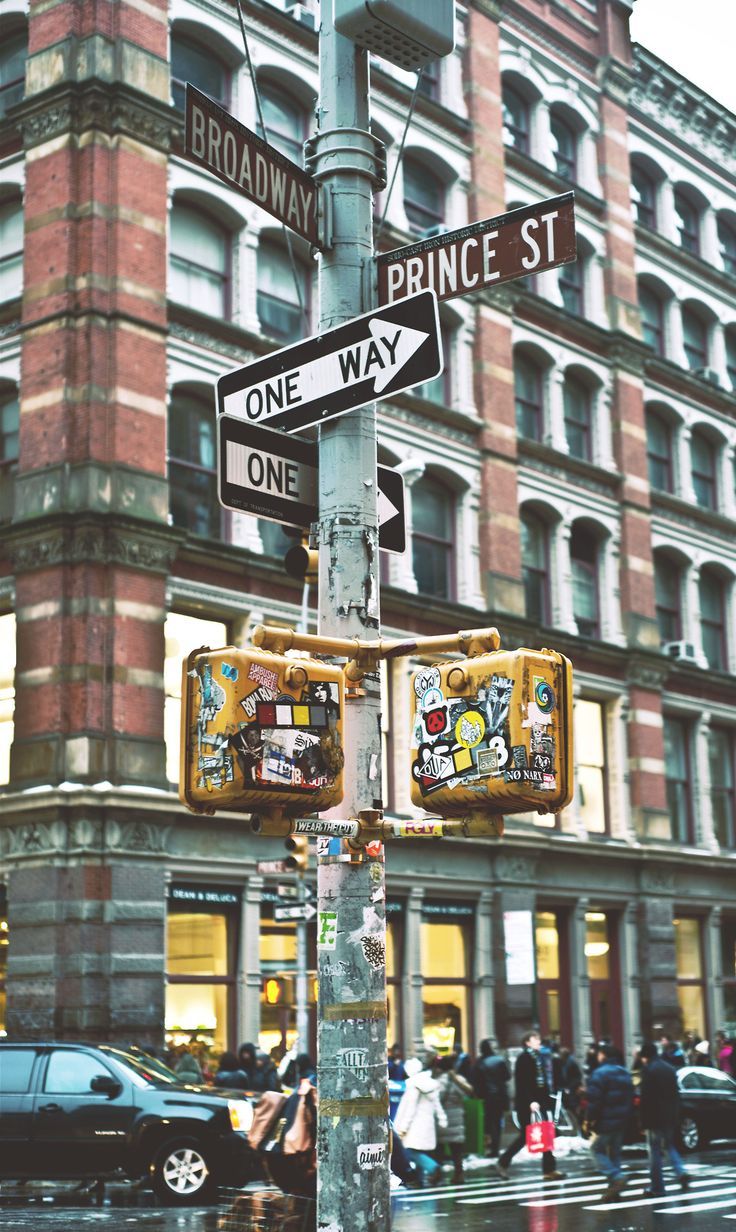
[677, 1065, 736, 1152]
[0, 1042, 257, 1204]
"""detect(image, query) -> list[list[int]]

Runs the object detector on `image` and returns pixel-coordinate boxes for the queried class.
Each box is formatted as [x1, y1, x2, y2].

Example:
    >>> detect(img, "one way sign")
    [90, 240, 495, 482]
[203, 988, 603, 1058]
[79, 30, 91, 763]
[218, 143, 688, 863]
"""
[217, 289, 442, 434]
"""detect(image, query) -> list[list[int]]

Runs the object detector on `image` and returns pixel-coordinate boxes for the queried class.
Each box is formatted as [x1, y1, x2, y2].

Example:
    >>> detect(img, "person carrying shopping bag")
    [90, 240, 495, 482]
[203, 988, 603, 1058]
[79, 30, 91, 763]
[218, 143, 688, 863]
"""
[394, 1057, 448, 1187]
[496, 1032, 564, 1182]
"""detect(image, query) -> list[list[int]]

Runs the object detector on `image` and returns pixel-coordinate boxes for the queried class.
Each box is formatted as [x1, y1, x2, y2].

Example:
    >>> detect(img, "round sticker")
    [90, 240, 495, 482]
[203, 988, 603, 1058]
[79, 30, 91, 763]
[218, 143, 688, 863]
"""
[534, 677, 556, 714]
[422, 686, 444, 711]
[414, 667, 441, 698]
[454, 709, 486, 748]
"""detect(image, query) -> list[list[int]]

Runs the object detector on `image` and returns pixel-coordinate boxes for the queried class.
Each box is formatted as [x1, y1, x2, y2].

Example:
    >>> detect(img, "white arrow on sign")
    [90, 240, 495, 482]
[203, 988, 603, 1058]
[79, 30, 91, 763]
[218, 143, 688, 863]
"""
[221, 318, 430, 425]
[377, 484, 399, 528]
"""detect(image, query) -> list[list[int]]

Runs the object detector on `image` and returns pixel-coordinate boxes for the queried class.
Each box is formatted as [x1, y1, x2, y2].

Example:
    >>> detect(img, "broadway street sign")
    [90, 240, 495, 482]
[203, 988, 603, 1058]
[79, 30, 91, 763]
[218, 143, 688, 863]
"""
[217, 414, 407, 552]
[377, 192, 576, 305]
[185, 84, 321, 247]
[216, 289, 442, 435]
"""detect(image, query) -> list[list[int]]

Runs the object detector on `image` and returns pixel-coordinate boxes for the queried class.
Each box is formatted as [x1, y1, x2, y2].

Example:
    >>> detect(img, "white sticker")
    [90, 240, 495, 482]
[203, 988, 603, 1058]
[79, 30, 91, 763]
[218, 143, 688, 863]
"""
[414, 666, 441, 697]
[357, 1143, 385, 1170]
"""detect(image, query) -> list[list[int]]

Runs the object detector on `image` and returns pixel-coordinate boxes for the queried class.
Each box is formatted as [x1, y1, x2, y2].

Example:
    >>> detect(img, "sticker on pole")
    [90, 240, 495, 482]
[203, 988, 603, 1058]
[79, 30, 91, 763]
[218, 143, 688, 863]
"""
[318, 910, 338, 949]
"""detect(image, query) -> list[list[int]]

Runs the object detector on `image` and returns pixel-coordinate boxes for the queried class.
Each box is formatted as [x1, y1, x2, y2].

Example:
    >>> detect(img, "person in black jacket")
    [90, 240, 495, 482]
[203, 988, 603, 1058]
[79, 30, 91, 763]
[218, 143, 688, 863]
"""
[213, 1051, 249, 1090]
[496, 1032, 564, 1181]
[639, 1041, 690, 1197]
[471, 1039, 510, 1158]
[585, 1043, 634, 1201]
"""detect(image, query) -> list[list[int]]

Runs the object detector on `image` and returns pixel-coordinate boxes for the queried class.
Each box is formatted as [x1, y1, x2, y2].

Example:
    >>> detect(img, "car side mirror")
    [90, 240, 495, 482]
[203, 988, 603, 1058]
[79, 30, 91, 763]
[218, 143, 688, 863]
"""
[91, 1074, 122, 1097]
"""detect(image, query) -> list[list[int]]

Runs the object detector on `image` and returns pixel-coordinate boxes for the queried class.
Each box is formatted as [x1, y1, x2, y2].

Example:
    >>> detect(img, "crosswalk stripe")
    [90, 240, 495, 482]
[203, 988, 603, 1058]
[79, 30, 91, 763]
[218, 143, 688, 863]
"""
[529, 1176, 731, 1210]
[400, 1175, 607, 1203]
[586, 1183, 736, 1212]
[658, 1198, 736, 1215]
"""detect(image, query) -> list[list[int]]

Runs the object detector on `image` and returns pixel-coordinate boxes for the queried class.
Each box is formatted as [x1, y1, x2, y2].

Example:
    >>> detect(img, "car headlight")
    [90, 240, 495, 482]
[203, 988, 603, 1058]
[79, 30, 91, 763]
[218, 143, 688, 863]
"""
[228, 1099, 254, 1133]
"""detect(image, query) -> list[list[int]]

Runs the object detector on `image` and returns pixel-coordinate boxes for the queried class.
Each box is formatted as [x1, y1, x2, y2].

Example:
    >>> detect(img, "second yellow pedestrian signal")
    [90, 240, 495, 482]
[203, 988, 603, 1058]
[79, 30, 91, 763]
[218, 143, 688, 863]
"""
[410, 645, 573, 819]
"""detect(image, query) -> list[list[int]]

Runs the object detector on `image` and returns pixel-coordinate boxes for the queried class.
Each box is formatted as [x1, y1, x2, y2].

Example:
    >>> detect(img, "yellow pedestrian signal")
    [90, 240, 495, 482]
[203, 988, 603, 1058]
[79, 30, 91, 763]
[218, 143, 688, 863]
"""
[284, 834, 309, 873]
[409, 646, 573, 820]
[180, 647, 344, 815]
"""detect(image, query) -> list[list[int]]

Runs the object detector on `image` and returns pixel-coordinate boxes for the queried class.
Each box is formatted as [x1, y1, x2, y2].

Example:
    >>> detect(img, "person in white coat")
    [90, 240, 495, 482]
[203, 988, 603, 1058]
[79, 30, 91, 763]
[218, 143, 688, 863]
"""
[394, 1057, 448, 1187]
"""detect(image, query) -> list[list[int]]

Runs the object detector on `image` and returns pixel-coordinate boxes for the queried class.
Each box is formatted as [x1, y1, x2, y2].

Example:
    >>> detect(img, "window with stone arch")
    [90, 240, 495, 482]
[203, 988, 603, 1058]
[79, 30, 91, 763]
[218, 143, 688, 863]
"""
[681, 302, 710, 372]
[402, 157, 445, 236]
[171, 29, 230, 111]
[645, 406, 676, 494]
[549, 105, 579, 183]
[257, 76, 312, 167]
[563, 369, 596, 462]
[411, 471, 456, 601]
[0, 196, 23, 303]
[726, 326, 736, 392]
[514, 348, 547, 442]
[570, 520, 602, 639]
[638, 278, 667, 357]
[699, 566, 728, 671]
[0, 22, 26, 120]
[630, 157, 659, 230]
[257, 238, 311, 343]
[653, 550, 684, 645]
[167, 385, 222, 541]
[690, 427, 719, 511]
[674, 185, 702, 257]
[520, 506, 551, 625]
[718, 213, 736, 278]
[501, 77, 531, 156]
[169, 201, 230, 319]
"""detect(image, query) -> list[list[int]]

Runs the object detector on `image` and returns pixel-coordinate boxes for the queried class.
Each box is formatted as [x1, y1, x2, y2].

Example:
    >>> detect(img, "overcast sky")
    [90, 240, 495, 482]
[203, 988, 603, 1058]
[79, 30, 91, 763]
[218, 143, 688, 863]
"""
[629, 0, 736, 115]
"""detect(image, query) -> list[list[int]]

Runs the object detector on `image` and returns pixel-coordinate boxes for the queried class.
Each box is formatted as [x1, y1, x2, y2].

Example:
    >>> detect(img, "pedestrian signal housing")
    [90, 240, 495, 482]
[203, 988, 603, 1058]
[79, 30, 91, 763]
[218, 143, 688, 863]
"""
[333, 1, 455, 72]
[284, 834, 309, 873]
[409, 646, 573, 819]
[180, 647, 344, 815]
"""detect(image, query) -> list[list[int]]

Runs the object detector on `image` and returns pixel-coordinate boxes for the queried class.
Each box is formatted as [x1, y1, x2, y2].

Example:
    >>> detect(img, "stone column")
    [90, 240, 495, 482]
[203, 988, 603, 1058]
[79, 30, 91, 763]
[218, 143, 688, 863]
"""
[702, 206, 722, 268]
[474, 890, 497, 1048]
[388, 461, 424, 593]
[706, 905, 725, 1038]
[637, 882, 679, 1038]
[619, 901, 642, 1063]
[569, 897, 593, 1061]
[659, 178, 681, 245]
[669, 299, 689, 369]
[405, 887, 425, 1056]
[711, 322, 730, 391]
[685, 563, 708, 666]
[546, 368, 569, 453]
[677, 423, 697, 503]
[239, 876, 263, 1046]
[693, 711, 719, 852]
[552, 520, 577, 635]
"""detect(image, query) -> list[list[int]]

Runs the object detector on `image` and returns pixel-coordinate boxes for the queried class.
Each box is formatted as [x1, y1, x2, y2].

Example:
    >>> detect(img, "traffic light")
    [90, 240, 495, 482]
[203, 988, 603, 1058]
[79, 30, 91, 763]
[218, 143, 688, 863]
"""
[180, 646, 344, 815]
[409, 645, 573, 820]
[284, 834, 309, 873]
[284, 537, 318, 584]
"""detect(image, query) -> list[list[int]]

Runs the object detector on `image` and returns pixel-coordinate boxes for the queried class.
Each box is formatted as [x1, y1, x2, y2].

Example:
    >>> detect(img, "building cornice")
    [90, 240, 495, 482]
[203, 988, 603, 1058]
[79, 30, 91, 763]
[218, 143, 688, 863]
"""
[4, 515, 182, 576]
[631, 46, 736, 175]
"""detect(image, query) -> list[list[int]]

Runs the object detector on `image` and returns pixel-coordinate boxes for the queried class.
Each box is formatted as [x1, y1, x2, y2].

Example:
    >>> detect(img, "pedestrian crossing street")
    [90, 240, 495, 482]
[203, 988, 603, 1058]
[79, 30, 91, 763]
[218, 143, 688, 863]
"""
[394, 1160, 736, 1219]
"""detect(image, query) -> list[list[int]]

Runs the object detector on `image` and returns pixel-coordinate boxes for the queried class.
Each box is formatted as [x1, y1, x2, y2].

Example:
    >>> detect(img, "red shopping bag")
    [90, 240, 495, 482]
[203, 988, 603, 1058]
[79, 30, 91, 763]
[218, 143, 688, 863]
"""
[525, 1116, 555, 1154]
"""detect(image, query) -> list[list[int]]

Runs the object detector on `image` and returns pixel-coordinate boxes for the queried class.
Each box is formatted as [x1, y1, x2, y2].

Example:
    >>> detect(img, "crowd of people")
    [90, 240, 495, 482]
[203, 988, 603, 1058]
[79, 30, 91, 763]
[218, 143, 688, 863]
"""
[387, 1027, 736, 1197]
[162, 1039, 316, 1093]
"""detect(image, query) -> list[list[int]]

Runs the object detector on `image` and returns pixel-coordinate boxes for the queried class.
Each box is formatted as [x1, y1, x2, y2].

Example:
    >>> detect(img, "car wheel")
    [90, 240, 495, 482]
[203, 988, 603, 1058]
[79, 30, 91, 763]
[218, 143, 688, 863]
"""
[150, 1138, 215, 1205]
[679, 1117, 702, 1153]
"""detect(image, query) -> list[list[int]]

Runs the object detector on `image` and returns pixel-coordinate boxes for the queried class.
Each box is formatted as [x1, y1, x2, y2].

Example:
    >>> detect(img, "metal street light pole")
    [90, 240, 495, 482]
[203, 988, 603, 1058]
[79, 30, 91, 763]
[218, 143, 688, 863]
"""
[310, 13, 390, 1232]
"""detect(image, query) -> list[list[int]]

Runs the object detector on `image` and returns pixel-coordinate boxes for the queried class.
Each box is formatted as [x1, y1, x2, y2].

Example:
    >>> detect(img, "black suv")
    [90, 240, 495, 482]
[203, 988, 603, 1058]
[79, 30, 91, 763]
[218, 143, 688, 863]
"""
[0, 1042, 256, 1204]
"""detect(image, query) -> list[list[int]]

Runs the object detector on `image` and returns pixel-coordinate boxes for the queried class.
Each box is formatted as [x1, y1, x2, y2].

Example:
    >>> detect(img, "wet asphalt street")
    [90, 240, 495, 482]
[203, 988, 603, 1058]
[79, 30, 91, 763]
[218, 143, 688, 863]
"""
[5, 1149, 736, 1230]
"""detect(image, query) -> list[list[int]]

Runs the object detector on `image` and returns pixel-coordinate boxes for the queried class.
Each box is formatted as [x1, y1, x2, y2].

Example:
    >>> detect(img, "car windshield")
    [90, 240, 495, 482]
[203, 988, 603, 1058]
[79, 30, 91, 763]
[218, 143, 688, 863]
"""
[99, 1046, 183, 1088]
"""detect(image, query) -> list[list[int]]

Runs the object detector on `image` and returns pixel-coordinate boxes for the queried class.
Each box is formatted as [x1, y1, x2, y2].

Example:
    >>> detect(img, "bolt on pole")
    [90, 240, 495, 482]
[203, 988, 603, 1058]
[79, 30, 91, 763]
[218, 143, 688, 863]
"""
[311, 14, 390, 1232]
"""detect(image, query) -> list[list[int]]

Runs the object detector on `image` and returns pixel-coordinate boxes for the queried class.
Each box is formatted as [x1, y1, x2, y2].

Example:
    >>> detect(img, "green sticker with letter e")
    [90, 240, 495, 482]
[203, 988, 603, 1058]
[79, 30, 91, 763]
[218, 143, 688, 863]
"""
[318, 910, 338, 950]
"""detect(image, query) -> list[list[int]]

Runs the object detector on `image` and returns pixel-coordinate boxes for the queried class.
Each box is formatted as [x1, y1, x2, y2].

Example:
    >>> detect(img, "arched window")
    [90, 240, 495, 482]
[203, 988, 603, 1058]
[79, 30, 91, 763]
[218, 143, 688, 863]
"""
[570, 523, 599, 638]
[171, 33, 228, 111]
[412, 474, 454, 599]
[258, 83, 307, 165]
[169, 204, 229, 318]
[638, 282, 664, 356]
[674, 189, 700, 256]
[168, 390, 220, 539]
[709, 728, 736, 847]
[631, 162, 656, 229]
[559, 249, 583, 316]
[718, 217, 736, 278]
[691, 429, 717, 510]
[257, 241, 310, 342]
[514, 354, 544, 441]
[0, 30, 26, 119]
[501, 82, 529, 154]
[699, 569, 727, 671]
[0, 384, 19, 522]
[0, 199, 23, 302]
[681, 305, 708, 370]
[403, 159, 444, 235]
[645, 409, 673, 493]
[550, 110, 577, 181]
[563, 374, 592, 461]
[726, 327, 736, 392]
[521, 510, 550, 623]
[654, 554, 682, 643]
[415, 322, 451, 405]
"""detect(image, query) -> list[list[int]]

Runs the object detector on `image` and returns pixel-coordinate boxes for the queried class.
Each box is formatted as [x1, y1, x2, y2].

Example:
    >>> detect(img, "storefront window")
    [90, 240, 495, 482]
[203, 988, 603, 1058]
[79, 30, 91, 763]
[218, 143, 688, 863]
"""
[535, 910, 571, 1043]
[259, 894, 316, 1058]
[675, 917, 705, 1037]
[0, 612, 15, 786]
[421, 906, 473, 1054]
[164, 612, 227, 784]
[166, 885, 239, 1056]
[585, 911, 621, 1043]
[721, 918, 736, 1029]
[575, 700, 607, 833]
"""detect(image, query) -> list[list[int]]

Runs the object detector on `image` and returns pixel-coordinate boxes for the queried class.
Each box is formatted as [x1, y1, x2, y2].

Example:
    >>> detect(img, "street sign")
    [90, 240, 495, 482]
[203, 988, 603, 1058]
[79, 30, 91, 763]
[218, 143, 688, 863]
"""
[184, 85, 321, 247]
[276, 883, 301, 898]
[217, 417, 317, 528]
[216, 289, 442, 436]
[376, 192, 576, 306]
[274, 902, 318, 922]
[217, 414, 406, 552]
[256, 859, 293, 875]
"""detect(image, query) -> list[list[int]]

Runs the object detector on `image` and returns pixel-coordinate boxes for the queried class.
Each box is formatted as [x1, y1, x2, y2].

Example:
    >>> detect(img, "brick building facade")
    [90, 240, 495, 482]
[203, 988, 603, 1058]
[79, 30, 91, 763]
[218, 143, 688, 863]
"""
[1, 0, 735, 1063]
